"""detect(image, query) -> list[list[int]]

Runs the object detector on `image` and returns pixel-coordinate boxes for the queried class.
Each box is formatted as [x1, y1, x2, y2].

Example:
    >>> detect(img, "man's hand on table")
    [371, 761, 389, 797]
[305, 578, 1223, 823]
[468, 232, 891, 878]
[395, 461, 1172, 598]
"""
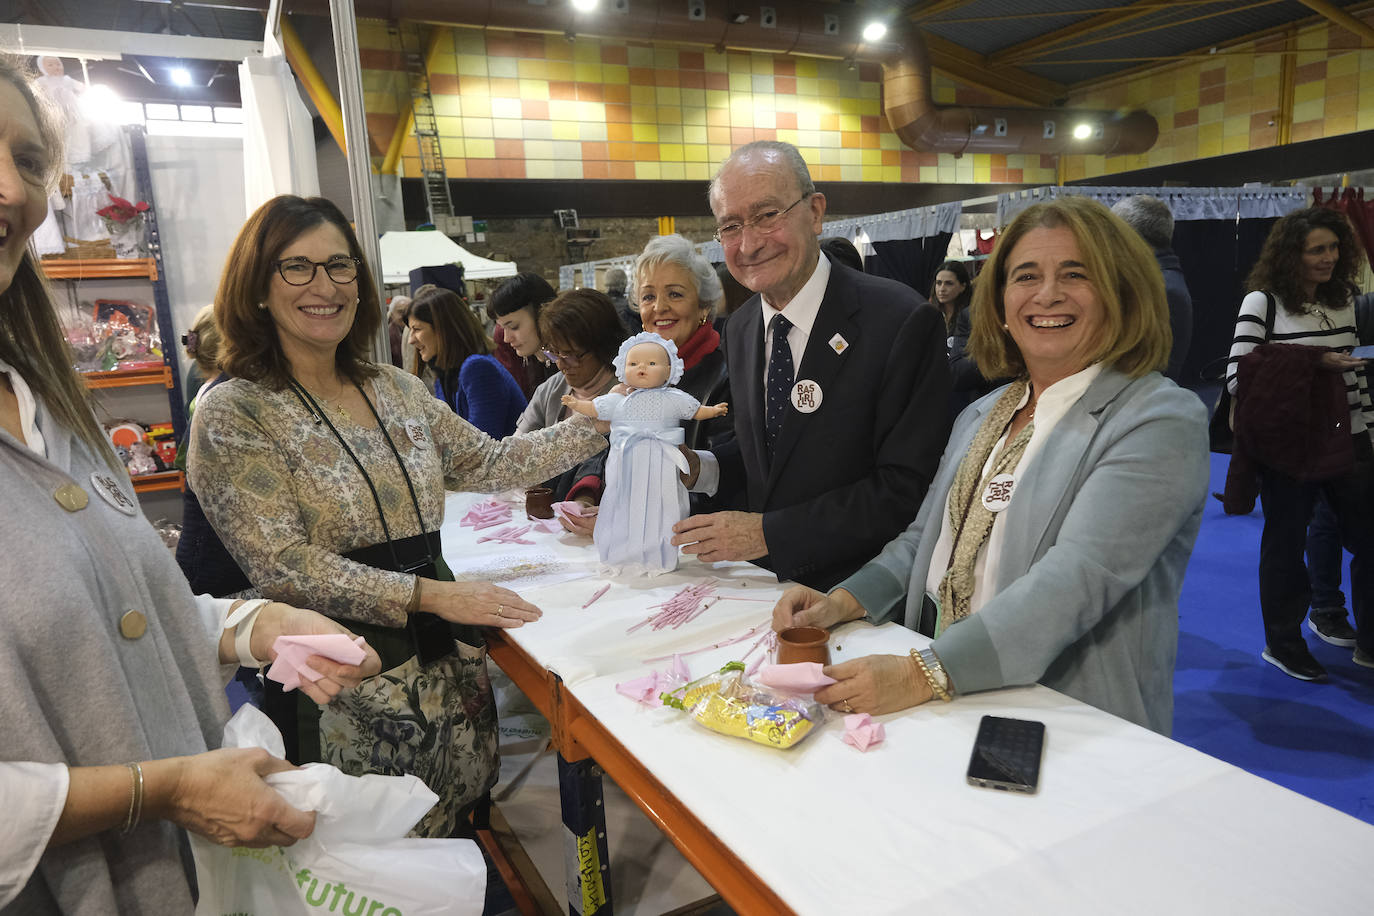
[671, 511, 767, 563]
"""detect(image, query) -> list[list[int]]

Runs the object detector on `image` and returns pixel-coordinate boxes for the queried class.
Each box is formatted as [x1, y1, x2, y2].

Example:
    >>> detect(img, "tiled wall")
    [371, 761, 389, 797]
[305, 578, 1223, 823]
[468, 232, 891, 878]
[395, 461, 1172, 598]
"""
[1061, 18, 1374, 182]
[358, 16, 1374, 193]
[357, 23, 1059, 189]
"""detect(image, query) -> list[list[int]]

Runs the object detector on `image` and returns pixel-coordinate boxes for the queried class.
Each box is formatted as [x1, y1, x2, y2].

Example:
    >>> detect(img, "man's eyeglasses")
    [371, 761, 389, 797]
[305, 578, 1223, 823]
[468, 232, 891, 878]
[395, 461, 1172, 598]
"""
[713, 194, 811, 244]
[542, 348, 590, 367]
[273, 256, 361, 286]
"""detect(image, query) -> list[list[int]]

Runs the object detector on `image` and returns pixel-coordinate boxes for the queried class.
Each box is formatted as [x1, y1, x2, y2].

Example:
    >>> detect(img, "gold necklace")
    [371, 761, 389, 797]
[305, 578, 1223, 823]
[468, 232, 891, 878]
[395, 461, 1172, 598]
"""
[301, 378, 352, 421]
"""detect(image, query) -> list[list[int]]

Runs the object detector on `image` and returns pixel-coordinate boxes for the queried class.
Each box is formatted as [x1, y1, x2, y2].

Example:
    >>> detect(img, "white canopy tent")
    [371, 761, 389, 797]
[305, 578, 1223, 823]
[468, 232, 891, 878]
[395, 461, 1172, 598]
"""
[378, 231, 519, 285]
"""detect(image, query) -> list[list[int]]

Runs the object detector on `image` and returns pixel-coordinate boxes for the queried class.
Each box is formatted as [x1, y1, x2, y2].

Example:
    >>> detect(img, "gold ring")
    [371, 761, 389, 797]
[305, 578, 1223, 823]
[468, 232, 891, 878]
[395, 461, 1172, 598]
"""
[839, 701, 854, 713]
[496, 605, 505, 617]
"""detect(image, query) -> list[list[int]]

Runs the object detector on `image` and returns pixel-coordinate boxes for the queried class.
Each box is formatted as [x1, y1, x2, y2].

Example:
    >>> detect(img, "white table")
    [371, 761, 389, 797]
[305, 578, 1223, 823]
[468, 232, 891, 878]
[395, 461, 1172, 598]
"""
[441, 492, 1368, 914]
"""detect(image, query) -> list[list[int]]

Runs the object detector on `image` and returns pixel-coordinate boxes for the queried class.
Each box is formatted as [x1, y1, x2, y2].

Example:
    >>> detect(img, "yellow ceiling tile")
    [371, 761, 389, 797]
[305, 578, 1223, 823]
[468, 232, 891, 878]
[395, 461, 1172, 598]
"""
[518, 79, 549, 101]
[456, 54, 487, 77]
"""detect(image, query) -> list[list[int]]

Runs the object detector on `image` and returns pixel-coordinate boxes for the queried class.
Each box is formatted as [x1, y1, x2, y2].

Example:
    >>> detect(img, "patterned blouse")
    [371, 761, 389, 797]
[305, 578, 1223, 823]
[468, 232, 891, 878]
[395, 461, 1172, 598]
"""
[187, 364, 605, 625]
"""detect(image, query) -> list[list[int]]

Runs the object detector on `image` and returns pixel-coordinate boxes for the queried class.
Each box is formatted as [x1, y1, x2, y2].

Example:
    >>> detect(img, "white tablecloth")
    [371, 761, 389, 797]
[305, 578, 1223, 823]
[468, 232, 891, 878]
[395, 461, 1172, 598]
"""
[440, 492, 1367, 913]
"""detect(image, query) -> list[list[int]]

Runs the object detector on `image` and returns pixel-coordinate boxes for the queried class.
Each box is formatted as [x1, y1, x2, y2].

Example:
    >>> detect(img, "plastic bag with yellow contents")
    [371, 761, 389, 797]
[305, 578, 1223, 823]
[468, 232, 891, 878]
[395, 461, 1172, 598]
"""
[661, 662, 826, 750]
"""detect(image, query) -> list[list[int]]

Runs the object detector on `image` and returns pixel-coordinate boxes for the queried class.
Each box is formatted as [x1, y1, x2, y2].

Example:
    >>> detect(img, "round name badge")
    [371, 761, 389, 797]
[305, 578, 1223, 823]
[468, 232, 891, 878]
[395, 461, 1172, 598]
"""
[790, 379, 823, 414]
[980, 473, 1016, 513]
[90, 472, 139, 516]
[403, 418, 432, 450]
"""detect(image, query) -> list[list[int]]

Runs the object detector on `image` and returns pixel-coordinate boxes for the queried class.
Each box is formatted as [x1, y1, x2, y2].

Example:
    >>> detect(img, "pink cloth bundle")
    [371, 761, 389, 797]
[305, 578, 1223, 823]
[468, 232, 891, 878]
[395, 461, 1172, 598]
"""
[754, 662, 836, 694]
[615, 655, 691, 707]
[266, 634, 368, 691]
[842, 713, 886, 752]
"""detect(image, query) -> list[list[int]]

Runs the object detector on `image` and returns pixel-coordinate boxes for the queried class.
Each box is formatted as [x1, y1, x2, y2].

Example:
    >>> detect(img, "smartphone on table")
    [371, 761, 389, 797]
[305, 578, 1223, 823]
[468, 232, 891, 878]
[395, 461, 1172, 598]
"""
[966, 715, 1046, 794]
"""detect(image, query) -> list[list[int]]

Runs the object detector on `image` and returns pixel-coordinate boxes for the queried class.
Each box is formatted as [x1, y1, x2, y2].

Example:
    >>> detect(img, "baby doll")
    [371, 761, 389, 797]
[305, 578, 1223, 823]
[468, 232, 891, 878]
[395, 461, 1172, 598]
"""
[562, 332, 727, 576]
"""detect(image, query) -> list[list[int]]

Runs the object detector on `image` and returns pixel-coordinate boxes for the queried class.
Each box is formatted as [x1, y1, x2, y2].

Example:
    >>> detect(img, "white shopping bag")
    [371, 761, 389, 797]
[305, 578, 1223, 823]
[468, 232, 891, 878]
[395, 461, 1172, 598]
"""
[191, 706, 486, 916]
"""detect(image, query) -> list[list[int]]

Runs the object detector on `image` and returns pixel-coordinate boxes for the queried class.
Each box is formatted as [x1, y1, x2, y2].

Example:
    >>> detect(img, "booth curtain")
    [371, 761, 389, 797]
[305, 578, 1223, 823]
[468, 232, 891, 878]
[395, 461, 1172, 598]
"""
[863, 235, 954, 298]
[1314, 187, 1374, 268]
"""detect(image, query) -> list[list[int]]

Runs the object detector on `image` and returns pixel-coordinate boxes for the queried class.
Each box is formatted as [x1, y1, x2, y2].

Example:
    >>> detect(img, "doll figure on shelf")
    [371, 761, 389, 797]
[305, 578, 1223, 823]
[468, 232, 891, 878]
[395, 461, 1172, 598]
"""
[562, 331, 728, 576]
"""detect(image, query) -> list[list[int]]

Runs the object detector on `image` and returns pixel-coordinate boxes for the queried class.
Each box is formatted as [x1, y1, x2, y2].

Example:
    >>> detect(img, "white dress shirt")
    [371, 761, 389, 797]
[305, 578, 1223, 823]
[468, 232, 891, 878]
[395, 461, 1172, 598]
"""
[924, 363, 1104, 616]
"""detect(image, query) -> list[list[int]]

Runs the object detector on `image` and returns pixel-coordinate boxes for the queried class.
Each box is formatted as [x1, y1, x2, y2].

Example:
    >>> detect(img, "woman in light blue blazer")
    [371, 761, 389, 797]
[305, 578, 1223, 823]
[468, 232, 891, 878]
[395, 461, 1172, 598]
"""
[773, 196, 1209, 735]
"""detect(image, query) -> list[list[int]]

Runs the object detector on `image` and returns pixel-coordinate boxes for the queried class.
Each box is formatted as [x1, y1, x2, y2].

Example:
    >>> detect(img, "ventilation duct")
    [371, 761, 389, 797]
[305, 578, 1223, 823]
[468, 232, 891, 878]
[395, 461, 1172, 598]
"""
[274, 0, 1157, 157]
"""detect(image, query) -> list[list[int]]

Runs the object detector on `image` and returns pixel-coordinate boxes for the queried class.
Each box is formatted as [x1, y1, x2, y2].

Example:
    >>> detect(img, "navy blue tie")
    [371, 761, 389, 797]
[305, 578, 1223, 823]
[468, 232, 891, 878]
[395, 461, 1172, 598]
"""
[765, 313, 794, 456]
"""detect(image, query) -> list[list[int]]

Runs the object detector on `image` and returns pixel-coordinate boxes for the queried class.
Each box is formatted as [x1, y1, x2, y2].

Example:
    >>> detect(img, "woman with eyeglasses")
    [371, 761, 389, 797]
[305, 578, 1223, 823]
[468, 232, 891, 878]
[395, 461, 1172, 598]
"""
[1225, 205, 1374, 681]
[511, 288, 624, 508]
[185, 195, 607, 839]
[407, 284, 526, 439]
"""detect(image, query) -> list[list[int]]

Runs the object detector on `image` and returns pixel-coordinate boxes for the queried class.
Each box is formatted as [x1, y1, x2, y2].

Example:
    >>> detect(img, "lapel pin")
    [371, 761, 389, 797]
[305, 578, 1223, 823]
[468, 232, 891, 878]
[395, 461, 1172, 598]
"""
[828, 333, 849, 354]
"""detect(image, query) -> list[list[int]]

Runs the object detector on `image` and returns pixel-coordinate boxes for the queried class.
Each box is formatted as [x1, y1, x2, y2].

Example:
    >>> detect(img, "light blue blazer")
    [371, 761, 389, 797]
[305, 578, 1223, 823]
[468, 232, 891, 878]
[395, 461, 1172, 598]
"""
[839, 368, 1209, 734]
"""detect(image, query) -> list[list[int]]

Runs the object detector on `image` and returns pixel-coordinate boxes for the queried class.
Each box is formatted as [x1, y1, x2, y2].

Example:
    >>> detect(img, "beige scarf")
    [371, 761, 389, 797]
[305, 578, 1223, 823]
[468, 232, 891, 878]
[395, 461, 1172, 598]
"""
[936, 379, 1035, 634]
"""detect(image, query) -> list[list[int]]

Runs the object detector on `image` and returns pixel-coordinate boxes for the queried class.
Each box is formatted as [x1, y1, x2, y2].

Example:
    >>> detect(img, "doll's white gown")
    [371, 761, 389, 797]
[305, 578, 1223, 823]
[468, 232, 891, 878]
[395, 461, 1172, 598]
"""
[592, 386, 703, 576]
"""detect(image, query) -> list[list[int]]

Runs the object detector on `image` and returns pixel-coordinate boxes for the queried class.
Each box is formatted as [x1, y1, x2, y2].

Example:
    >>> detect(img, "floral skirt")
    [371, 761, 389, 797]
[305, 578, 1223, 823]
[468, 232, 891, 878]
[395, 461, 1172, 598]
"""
[316, 639, 499, 838]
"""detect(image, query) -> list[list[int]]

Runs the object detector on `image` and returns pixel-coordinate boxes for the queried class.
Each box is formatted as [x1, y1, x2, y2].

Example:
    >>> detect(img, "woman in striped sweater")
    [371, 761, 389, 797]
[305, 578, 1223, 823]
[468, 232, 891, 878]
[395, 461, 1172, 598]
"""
[1226, 206, 1374, 680]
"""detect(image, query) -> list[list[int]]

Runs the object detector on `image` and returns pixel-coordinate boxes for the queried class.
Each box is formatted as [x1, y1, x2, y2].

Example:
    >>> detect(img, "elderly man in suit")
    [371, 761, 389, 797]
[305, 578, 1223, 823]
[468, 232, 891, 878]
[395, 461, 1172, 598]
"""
[672, 141, 950, 589]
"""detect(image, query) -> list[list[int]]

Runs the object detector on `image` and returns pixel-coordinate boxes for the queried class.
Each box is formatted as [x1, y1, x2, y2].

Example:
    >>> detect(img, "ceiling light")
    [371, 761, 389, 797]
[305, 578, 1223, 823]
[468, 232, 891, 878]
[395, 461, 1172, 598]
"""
[862, 22, 887, 42]
[1072, 123, 1093, 140]
[571, 0, 598, 11]
[170, 67, 193, 87]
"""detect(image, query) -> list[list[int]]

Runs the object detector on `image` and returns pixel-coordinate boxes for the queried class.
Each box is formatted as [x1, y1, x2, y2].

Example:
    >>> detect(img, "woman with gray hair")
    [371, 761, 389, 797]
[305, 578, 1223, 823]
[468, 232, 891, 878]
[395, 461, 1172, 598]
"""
[633, 234, 731, 452]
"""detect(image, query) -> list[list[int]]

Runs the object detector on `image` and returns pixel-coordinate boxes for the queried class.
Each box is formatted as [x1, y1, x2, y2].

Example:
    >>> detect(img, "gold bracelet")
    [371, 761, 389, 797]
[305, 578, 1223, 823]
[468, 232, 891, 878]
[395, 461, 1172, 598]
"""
[120, 762, 144, 834]
[909, 648, 952, 702]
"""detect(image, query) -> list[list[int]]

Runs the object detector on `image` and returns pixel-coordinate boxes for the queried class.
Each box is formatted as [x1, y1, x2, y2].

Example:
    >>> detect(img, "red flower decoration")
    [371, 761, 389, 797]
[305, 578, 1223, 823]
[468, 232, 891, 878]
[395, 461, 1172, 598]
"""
[96, 194, 151, 223]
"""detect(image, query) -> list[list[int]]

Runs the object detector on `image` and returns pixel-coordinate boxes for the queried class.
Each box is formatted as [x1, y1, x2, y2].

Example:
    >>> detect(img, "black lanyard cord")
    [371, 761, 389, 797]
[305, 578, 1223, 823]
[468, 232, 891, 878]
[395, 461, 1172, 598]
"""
[287, 377, 435, 572]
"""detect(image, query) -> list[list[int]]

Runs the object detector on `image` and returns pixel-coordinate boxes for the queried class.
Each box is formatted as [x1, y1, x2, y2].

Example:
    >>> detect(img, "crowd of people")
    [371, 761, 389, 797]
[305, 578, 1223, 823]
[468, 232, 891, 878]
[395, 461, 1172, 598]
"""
[3, 48, 1369, 913]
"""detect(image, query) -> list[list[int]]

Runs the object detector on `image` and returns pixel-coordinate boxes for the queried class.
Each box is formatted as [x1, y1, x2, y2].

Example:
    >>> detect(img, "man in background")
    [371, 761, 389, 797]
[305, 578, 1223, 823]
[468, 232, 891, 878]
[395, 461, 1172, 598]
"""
[1112, 195, 1193, 381]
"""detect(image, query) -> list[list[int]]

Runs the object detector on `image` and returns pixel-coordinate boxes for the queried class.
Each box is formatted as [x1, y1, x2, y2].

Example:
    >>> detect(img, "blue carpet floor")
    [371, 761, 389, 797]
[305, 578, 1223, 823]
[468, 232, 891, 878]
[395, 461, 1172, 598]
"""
[1173, 453, 1374, 824]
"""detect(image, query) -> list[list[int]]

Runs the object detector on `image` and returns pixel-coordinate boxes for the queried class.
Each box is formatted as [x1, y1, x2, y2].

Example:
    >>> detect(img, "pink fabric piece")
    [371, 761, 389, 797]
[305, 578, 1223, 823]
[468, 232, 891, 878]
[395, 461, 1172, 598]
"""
[755, 662, 836, 694]
[672, 654, 690, 683]
[476, 524, 534, 545]
[615, 669, 677, 707]
[553, 500, 589, 519]
[266, 634, 367, 691]
[461, 500, 511, 528]
[533, 518, 563, 533]
[842, 713, 886, 752]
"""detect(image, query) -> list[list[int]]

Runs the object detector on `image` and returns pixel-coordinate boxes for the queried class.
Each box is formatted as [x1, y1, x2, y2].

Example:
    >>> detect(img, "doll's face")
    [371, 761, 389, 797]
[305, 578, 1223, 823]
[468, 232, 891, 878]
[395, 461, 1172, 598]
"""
[624, 341, 671, 389]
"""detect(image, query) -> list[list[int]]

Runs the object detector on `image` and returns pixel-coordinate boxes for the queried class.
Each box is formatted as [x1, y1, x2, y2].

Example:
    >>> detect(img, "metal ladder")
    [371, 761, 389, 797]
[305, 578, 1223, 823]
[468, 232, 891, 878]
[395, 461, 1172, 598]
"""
[395, 22, 455, 229]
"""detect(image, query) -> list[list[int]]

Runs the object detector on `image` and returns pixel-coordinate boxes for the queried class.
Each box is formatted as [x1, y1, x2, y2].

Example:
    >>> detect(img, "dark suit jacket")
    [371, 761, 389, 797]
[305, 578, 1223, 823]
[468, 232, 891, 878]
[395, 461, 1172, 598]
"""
[716, 258, 951, 589]
[1155, 247, 1193, 382]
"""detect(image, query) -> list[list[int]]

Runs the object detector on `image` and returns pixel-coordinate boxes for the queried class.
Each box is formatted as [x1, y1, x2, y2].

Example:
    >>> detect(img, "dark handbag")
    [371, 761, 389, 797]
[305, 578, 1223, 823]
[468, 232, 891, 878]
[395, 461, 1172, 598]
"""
[1204, 291, 1277, 454]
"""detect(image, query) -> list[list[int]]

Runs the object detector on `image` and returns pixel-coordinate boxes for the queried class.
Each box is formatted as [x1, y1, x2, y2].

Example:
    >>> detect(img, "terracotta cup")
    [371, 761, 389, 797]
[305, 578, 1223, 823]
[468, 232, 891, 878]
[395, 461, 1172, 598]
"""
[525, 486, 554, 519]
[776, 626, 831, 666]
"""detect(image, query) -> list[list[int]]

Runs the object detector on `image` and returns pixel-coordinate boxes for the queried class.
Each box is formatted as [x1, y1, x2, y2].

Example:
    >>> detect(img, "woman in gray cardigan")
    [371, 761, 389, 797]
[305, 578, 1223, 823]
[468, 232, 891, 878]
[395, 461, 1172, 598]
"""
[0, 56, 379, 914]
[772, 197, 1209, 735]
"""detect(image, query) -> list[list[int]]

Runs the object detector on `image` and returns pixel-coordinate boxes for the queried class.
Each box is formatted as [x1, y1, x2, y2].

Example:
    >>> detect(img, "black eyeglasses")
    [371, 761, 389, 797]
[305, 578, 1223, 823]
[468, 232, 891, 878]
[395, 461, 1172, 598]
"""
[273, 256, 361, 286]
[542, 348, 590, 367]
[713, 194, 811, 244]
